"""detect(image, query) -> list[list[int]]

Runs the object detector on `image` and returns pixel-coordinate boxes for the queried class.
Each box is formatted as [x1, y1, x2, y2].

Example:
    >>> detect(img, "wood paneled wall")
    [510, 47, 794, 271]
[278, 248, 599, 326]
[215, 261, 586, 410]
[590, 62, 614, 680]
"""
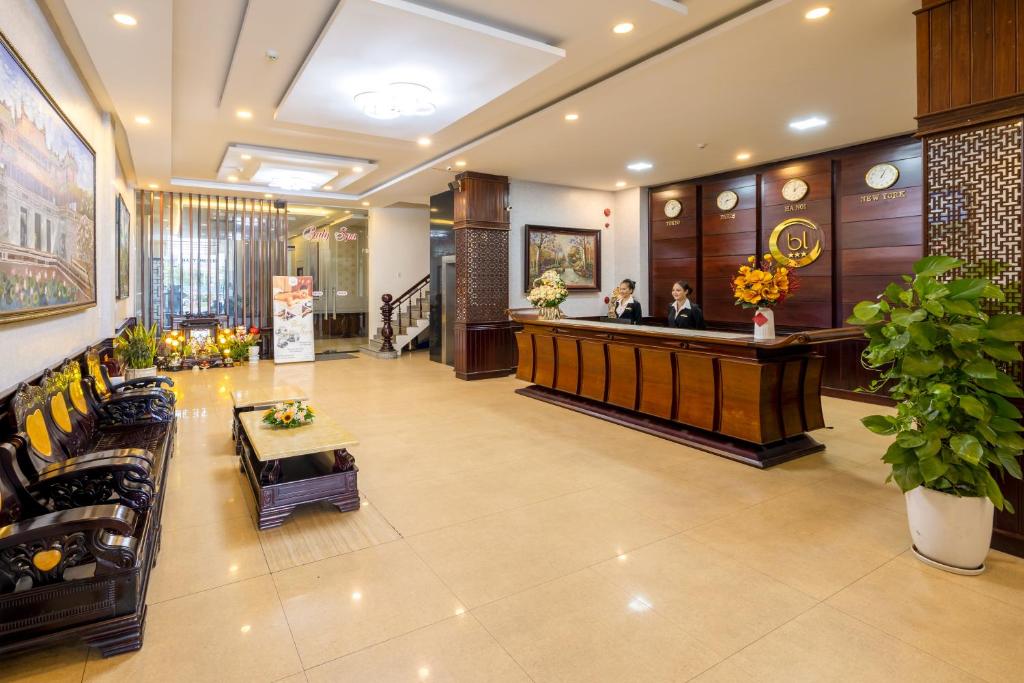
[701, 175, 757, 325]
[650, 184, 698, 316]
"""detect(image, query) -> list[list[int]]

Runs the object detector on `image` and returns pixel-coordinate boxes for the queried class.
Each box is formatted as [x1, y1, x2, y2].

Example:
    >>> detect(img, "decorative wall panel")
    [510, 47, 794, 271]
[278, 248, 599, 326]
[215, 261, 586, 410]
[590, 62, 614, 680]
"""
[455, 228, 509, 323]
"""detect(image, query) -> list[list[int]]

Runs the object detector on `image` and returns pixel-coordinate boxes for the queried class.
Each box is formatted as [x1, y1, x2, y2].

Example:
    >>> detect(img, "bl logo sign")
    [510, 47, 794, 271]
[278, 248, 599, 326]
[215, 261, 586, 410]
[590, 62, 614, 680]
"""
[769, 218, 822, 268]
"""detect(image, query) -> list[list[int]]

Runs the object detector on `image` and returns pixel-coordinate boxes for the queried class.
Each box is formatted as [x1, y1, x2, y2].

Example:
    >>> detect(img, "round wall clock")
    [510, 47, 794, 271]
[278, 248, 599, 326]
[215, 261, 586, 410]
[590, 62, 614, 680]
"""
[865, 163, 900, 190]
[664, 199, 682, 218]
[781, 178, 809, 203]
[716, 190, 739, 212]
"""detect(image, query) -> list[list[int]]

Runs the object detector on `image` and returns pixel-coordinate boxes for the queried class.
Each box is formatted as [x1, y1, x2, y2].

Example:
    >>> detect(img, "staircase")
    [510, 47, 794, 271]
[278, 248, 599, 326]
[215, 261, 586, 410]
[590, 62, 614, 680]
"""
[361, 276, 430, 358]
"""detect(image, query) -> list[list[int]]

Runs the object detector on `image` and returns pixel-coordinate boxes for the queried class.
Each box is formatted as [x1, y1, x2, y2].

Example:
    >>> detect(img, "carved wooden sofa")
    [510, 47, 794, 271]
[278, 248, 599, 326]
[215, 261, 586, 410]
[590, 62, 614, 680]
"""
[0, 357, 176, 657]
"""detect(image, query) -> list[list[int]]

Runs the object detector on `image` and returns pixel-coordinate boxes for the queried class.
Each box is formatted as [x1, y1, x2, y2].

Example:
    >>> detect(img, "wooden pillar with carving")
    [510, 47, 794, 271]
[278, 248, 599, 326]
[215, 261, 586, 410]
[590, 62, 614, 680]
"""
[453, 171, 516, 380]
[916, 0, 1024, 556]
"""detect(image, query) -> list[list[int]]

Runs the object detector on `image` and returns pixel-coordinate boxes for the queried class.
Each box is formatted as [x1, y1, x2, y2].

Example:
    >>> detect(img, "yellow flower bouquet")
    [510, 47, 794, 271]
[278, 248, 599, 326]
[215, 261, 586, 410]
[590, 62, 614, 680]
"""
[731, 254, 797, 309]
[263, 400, 316, 429]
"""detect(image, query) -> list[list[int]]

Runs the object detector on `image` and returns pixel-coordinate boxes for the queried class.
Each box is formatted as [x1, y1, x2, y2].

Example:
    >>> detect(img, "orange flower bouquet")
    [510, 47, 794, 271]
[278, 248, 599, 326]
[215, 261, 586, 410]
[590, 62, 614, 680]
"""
[732, 254, 797, 309]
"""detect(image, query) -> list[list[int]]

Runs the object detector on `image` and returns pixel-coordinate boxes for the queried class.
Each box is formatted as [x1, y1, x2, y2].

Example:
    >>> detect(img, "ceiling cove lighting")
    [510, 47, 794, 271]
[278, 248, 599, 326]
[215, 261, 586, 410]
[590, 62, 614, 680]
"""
[613, 22, 634, 34]
[805, 6, 831, 20]
[354, 82, 435, 120]
[236, 109, 253, 120]
[627, 161, 653, 171]
[789, 116, 828, 131]
[113, 13, 137, 26]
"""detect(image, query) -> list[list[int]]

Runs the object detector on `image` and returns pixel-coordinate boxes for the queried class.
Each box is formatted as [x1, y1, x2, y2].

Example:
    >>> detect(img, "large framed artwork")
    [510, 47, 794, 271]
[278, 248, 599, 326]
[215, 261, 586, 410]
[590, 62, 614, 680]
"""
[0, 32, 96, 323]
[525, 224, 601, 291]
[116, 193, 129, 299]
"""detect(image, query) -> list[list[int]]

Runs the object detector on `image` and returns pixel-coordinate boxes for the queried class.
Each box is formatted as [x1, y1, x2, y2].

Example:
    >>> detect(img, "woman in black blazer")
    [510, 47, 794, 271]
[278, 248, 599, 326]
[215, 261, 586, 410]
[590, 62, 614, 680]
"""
[667, 281, 706, 330]
[612, 279, 643, 325]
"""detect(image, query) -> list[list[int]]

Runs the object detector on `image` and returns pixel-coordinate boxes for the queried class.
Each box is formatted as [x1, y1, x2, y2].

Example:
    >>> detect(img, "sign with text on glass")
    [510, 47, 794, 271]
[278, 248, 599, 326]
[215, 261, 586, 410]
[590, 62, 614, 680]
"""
[272, 275, 315, 363]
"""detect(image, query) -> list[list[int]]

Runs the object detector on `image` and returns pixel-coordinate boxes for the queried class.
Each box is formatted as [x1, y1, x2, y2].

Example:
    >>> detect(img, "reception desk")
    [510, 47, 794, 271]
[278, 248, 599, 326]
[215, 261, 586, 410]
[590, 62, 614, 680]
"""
[510, 313, 862, 467]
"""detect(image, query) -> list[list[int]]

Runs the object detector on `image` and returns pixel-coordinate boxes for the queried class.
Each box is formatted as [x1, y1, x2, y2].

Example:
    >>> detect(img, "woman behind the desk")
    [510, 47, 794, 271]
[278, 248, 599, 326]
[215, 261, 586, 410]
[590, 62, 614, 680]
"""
[611, 278, 643, 324]
[667, 281, 706, 330]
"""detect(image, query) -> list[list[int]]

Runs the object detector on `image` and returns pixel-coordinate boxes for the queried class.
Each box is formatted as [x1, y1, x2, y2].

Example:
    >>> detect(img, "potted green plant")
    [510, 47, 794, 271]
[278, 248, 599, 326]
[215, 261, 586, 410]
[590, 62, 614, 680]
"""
[849, 255, 1024, 574]
[115, 322, 159, 380]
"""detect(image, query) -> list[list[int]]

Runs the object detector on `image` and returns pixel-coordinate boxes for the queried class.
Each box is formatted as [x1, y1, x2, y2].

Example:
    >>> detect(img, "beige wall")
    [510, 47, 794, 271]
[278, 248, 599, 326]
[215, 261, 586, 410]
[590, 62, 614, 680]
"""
[367, 207, 430, 335]
[0, 1, 134, 392]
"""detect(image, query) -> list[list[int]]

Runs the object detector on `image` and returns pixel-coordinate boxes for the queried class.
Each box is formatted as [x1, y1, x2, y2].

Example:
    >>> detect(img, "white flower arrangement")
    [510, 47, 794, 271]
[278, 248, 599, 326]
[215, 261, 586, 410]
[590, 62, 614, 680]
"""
[527, 270, 569, 308]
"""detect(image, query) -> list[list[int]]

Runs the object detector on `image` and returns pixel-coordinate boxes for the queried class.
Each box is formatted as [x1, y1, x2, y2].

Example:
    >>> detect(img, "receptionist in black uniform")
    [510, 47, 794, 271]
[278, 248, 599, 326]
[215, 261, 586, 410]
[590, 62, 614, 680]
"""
[613, 279, 643, 324]
[667, 281, 706, 330]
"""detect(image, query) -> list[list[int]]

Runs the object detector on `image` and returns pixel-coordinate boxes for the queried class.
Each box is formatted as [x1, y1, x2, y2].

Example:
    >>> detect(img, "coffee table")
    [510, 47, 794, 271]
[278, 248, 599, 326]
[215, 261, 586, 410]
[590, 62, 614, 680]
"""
[231, 384, 307, 447]
[238, 411, 360, 530]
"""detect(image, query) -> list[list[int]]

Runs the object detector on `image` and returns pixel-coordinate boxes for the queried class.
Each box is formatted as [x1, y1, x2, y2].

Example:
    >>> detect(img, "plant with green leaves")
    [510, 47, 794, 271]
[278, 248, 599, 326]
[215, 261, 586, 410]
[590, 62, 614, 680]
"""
[848, 255, 1024, 511]
[115, 323, 159, 370]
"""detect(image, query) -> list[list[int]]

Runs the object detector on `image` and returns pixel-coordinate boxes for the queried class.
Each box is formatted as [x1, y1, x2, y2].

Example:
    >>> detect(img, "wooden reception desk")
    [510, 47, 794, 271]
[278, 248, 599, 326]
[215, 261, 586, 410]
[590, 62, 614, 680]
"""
[510, 313, 862, 467]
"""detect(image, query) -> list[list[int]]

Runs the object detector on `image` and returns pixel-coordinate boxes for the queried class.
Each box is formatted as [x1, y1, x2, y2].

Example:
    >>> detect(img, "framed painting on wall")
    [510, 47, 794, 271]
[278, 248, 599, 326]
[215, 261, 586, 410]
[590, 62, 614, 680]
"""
[0, 32, 97, 323]
[525, 225, 601, 292]
[116, 193, 129, 299]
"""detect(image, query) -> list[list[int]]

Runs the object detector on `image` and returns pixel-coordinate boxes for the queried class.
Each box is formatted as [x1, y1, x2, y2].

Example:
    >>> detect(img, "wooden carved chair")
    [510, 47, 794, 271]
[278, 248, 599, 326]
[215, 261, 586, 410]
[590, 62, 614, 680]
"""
[78, 352, 175, 425]
[84, 346, 176, 406]
[10, 381, 156, 513]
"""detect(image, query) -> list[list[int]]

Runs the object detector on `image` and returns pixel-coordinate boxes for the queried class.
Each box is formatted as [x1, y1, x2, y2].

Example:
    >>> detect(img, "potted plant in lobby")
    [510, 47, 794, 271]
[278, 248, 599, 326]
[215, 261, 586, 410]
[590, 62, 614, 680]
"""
[528, 269, 569, 320]
[732, 254, 796, 340]
[115, 322, 159, 380]
[849, 255, 1024, 574]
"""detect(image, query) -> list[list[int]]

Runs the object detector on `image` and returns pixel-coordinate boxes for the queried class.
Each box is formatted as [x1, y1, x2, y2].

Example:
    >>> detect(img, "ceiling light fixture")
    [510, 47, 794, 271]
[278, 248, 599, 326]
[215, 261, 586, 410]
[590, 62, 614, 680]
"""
[362, 201, 370, 206]
[113, 13, 137, 26]
[564, 113, 579, 121]
[352, 166, 363, 173]
[616, 181, 627, 188]
[736, 152, 752, 161]
[805, 6, 831, 20]
[613, 22, 634, 34]
[354, 82, 435, 120]
[240, 154, 252, 160]
[789, 116, 828, 131]
[627, 161, 653, 171]
[417, 137, 432, 146]
[236, 109, 253, 120]
[264, 193, 273, 198]
[148, 183, 158, 189]
[227, 175, 239, 182]
[134, 115, 151, 125]
[323, 185, 333, 191]
[454, 160, 467, 167]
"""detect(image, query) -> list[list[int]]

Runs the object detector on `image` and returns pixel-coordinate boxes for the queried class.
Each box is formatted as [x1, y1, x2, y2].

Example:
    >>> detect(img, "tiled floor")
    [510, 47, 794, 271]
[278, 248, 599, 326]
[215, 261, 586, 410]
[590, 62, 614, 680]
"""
[3, 351, 1023, 682]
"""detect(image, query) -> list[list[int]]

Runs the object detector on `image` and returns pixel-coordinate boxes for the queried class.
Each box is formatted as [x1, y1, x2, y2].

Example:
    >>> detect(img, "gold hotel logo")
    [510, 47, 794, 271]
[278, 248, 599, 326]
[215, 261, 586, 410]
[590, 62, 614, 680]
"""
[768, 217, 822, 268]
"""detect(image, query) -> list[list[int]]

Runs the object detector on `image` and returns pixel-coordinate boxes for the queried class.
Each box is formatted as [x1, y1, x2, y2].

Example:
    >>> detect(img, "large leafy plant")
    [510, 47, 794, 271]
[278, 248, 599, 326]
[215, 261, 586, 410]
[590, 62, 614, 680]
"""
[115, 323, 158, 370]
[848, 255, 1024, 511]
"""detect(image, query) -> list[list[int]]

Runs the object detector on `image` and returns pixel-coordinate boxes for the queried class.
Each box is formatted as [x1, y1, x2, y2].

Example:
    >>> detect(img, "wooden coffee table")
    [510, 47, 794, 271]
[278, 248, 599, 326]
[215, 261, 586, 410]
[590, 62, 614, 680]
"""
[231, 385, 307, 448]
[238, 411, 360, 530]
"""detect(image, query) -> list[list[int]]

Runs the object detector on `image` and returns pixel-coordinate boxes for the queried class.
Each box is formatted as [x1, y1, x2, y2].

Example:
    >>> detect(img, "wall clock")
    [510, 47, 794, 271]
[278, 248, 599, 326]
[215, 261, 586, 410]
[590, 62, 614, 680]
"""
[664, 199, 682, 218]
[781, 178, 809, 203]
[716, 190, 739, 212]
[865, 163, 900, 190]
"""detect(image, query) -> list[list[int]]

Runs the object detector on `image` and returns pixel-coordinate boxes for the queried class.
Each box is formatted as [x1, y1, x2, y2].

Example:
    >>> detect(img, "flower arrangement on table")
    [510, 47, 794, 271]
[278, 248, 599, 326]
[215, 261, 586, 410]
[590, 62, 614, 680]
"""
[218, 326, 261, 362]
[528, 269, 569, 320]
[263, 400, 316, 429]
[731, 254, 798, 340]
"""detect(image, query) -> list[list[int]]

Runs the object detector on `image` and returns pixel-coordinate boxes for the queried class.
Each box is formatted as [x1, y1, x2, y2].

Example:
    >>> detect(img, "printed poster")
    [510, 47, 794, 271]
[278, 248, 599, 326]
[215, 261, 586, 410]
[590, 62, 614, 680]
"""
[272, 275, 315, 363]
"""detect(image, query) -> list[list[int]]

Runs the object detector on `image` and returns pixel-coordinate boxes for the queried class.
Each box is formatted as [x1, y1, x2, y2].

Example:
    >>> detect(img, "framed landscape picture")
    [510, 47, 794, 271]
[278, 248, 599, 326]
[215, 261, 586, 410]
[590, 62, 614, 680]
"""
[116, 193, 129, 299]
[525, 224, 601, 291]
[0, 32, 96, 323]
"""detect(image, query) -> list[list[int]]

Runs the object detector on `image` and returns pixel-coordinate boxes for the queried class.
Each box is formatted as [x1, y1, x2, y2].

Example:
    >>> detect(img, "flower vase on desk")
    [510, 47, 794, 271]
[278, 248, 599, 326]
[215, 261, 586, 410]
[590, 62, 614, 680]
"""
[538, 306, 563, 321]
[753, 307, 775, 340]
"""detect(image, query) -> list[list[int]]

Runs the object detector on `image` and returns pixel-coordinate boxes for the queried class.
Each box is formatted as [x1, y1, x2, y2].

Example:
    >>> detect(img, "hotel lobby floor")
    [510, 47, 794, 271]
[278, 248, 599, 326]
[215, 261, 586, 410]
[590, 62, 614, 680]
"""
[4, 351, 1023, 683]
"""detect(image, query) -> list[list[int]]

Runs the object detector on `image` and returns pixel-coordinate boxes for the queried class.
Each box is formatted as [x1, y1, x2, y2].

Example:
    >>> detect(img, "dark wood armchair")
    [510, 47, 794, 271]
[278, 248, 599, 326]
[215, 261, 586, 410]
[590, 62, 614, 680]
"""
[85, 346, 176, 404]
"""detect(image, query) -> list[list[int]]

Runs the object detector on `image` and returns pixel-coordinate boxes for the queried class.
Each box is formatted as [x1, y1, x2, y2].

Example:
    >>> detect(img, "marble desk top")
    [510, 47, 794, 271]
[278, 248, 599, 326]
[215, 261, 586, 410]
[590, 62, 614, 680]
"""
[239, 411, 359, 462]
[231, 384, 307, 409]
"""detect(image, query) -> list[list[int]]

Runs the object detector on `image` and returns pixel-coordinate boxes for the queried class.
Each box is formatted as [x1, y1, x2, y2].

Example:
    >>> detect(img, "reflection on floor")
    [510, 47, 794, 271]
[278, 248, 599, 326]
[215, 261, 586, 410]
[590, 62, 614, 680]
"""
[5, 351, 1022, 682]
[313, 337, 365, 355]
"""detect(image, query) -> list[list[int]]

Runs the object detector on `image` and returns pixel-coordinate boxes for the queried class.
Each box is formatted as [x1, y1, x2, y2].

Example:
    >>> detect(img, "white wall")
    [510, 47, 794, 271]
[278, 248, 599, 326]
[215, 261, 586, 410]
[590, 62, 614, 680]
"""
[509, 180, 648, 319]
[0, 1, 134, 393]
[367, 207, 430, 334]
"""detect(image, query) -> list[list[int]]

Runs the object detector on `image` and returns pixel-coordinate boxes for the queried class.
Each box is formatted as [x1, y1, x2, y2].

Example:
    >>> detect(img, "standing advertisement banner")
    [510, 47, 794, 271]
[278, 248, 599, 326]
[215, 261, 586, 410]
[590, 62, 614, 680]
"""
[272, 275, 315, 363]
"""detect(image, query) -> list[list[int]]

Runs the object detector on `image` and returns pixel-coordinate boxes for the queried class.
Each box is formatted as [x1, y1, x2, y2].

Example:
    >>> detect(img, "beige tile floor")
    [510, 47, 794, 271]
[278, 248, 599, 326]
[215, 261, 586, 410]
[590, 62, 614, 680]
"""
[3, 351, 1022, 683]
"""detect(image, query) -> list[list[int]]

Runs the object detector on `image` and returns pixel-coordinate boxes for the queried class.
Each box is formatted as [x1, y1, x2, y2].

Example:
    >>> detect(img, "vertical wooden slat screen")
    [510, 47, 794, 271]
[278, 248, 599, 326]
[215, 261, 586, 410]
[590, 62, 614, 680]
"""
[135, 190, 286, 330]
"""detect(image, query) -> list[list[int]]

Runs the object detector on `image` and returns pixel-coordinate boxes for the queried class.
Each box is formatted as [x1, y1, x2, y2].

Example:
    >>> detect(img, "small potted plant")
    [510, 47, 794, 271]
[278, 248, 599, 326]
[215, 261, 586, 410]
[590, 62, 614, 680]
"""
[848, 255, 1024, 574]
[527, 270, 569, 320]
[115, 322, 159, 380]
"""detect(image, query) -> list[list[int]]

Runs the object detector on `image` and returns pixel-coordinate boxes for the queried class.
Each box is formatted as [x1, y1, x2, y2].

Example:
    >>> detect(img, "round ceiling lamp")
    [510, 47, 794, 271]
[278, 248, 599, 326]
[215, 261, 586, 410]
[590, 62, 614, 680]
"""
[355, 83, 436, 120]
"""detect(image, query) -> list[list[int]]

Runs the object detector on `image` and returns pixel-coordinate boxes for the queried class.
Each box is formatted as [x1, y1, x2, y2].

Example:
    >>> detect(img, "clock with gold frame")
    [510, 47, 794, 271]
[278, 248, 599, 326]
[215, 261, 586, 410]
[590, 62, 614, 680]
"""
[865, 163, 899, 190]
[781, 178, 809, 203]
[716, 190, 739, 212]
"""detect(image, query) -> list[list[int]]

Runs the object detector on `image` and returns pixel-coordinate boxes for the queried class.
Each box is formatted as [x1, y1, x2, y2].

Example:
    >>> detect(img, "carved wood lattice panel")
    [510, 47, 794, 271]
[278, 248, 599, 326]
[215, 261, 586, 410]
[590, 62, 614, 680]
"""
[455, 228, 509, 323]
[926, 119, 1023, 380]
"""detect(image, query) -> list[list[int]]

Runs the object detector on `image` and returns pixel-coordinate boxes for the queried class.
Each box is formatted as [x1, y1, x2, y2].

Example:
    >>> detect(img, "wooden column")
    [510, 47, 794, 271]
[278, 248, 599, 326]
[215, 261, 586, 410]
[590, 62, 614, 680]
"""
[453, 172, 516, 380]
[917, 0, 1024, 556]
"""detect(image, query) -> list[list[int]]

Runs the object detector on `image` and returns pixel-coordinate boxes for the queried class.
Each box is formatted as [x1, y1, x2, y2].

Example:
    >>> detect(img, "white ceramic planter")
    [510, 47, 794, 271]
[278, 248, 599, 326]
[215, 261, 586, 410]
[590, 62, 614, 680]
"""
[125, 366, 157, 380]
[753, 306, 775, 340]
[248, 345, 260, 362]
[905, 486, 993, 573]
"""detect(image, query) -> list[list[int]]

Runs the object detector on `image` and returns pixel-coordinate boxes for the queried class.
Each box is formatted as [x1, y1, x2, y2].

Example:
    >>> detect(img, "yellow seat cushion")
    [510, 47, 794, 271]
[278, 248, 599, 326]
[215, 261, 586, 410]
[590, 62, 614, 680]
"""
[50, 392, 73, 433]
[69, 381, 89, 415]
[25, 409, 53, 458]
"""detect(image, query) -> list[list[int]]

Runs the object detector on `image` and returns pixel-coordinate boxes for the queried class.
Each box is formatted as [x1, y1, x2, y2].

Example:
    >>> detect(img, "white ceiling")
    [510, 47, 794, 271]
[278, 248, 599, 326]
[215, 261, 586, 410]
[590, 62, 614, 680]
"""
[58, 0, 918, 208]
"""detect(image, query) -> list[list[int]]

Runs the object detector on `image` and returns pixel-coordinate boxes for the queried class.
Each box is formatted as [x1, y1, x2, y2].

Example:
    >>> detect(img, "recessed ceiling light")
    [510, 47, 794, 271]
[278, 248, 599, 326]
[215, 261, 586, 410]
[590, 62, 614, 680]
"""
[113, 13, 137, 26]
[789, 116, 828, 131]
[362, 201, 370, 206]
[134, 115, 151, 125]
[613, 22, 634, 34]
[240, 154, 252, 160]
[564, 113, 579, 122]
[430, 207, 439, 212]
[227, 175, 239, 182]
[616, 181, 627, 188]
[148, 183, 158, 189]
[264, 193, 273, 198]
[627, 161, 653, 171]
[805, 7, 831, 20]
[417, 137, 431, 146]
[236, 109, 253, 120]
[454, 160, 467, 167]
[736, 152, 752, 161]
[323, 185, 333, 191]
[352, 166, 363, 173]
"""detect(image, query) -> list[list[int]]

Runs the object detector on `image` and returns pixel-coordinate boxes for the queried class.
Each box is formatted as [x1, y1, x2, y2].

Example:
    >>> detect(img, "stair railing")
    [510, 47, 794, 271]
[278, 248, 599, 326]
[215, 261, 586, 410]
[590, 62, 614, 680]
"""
[379, 274, 430, 352]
